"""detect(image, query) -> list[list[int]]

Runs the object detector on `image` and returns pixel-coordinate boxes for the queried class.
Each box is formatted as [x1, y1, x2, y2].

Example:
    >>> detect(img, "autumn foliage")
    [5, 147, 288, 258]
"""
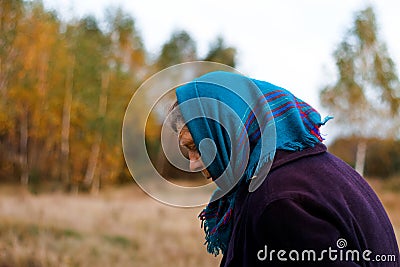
[0, 1, 236, 192]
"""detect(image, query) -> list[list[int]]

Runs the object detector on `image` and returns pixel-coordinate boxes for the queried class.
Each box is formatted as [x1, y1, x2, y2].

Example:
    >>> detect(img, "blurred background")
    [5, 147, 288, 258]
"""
[0, 0, 399, 266]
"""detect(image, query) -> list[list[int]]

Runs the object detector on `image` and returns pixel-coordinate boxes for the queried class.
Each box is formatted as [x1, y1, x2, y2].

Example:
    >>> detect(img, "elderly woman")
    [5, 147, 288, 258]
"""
[171, 71, 399, 266]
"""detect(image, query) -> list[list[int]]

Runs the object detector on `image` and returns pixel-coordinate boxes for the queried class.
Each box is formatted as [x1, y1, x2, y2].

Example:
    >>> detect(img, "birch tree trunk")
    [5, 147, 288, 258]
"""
[61, 56, 75, 188]
[84, 71, 109, 194]
[355, 140, 367, 177]
[31, 53, 49, 169]
[19, 111, 29, 186]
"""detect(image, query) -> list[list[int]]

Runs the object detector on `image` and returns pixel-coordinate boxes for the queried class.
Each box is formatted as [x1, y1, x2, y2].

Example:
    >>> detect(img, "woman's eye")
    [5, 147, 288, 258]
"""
[180, 146, 190, 159]
[180, 146, 199, 160]
[187, 145, 196, 151]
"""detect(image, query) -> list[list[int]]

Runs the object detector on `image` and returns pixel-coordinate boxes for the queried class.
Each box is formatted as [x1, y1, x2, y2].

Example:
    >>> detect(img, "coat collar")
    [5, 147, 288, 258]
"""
[270, 143, 327, 171]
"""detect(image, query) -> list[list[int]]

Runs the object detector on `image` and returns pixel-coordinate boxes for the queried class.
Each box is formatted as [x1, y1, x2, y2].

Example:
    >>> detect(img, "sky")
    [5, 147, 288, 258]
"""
[42, 0, 400, 113]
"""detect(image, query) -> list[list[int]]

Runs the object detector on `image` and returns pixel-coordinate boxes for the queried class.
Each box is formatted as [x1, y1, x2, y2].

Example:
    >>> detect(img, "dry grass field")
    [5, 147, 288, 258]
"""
[0, 179, 399, 267]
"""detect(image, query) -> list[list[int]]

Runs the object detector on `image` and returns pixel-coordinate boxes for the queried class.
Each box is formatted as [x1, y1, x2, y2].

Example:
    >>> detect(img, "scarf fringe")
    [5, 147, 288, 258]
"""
[199, 195, 235, 256]
[321, 116, 334, 125]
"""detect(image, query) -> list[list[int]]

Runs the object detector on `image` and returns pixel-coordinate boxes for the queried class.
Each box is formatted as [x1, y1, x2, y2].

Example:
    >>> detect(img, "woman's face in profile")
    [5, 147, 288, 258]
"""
[178, 126, 212, 179]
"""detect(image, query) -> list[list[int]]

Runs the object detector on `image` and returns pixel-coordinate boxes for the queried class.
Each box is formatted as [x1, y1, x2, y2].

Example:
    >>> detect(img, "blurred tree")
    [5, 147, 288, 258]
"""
[105, 7, 146, 82]
[61, 16, 109, 192]
[155, 30, 197, 69]
[60, 53, 75, 190]
[0, 0, 23, 96]
[320, 6, 400, 176]
[99, 8, 147, 190]
[0, 0, 24, 182]
[1, 1, 64, 186]
[0, 1, 150, 191]
[203, 36, 237, 67]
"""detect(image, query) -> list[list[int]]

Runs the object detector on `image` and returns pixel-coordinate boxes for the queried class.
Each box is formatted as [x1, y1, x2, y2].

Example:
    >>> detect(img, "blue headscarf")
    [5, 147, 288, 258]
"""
[175, 71, 331, 256]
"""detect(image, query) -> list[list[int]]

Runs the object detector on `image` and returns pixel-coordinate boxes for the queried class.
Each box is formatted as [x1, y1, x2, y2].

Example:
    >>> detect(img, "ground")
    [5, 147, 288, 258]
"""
[0, 179, 399, 267]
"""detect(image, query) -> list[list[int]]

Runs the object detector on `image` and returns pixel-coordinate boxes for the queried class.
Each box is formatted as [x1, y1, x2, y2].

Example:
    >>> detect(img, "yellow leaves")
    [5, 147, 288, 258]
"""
[145, 113, 161, 141]
[0, 104, 14, 134]
[14, 12, 58, 75]
[0, 1, 240, 190]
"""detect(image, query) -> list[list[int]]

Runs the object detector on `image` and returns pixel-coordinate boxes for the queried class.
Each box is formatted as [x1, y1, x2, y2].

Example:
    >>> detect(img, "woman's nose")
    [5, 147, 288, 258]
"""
[190, 159, 205, 172]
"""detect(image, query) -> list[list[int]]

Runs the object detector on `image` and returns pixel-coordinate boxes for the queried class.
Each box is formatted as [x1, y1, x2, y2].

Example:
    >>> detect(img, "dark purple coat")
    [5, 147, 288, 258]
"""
[220, 143, 399, 266]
